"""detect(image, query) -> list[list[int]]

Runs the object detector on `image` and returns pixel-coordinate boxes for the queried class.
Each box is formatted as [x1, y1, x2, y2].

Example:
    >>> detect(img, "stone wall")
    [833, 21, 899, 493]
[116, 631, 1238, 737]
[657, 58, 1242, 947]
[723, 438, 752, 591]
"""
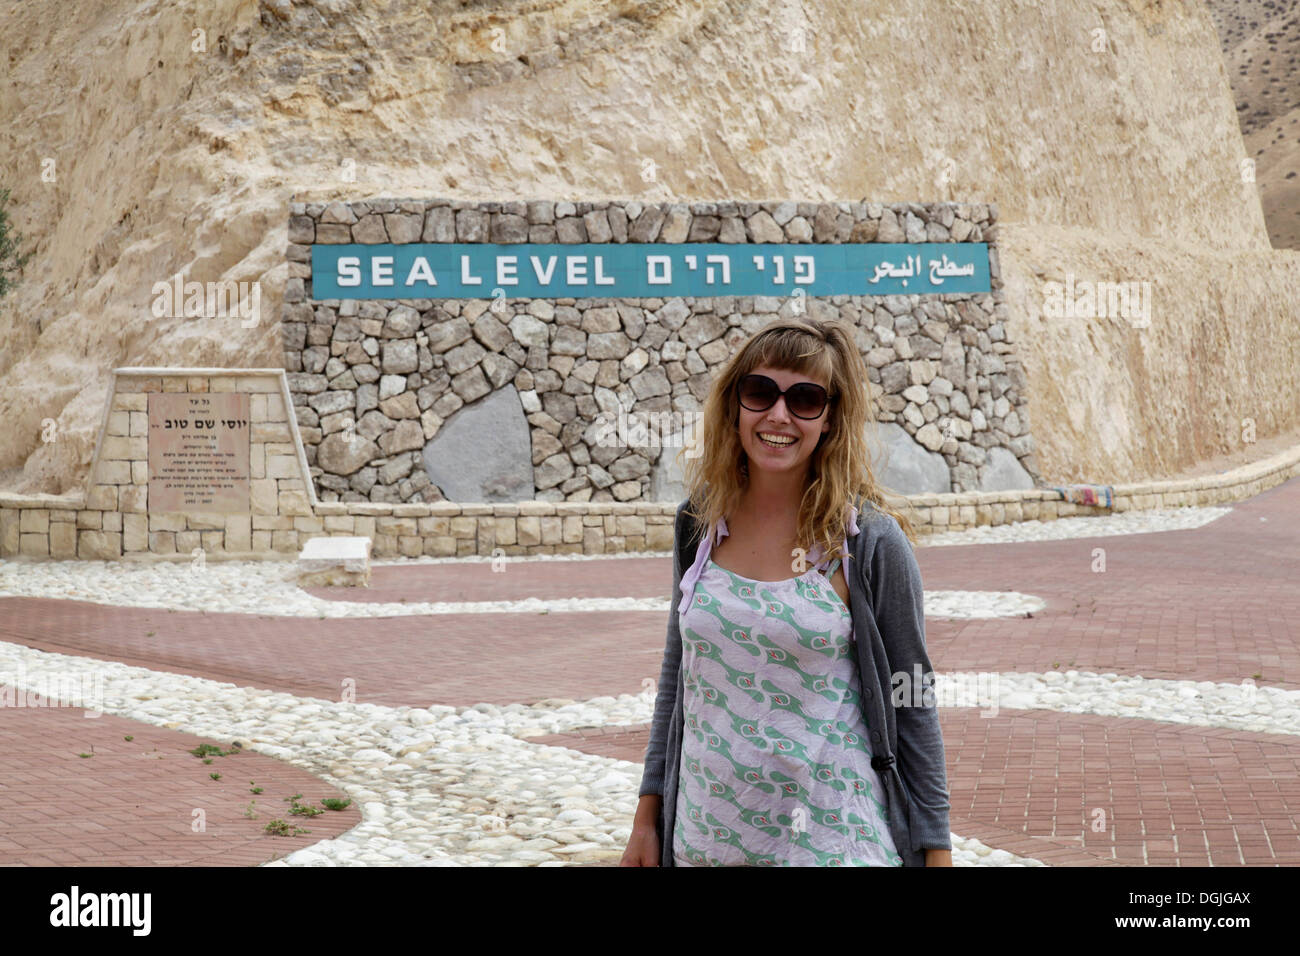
[4, 441, 1299, 561]
[0, 369, 318, 560]
[284, 199, 1040, 506]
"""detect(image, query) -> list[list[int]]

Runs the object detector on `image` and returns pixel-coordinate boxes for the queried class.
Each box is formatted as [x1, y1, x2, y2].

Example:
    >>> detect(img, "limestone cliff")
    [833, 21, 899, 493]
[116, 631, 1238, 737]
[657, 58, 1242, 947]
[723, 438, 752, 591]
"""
[1, 0, 1296, 494]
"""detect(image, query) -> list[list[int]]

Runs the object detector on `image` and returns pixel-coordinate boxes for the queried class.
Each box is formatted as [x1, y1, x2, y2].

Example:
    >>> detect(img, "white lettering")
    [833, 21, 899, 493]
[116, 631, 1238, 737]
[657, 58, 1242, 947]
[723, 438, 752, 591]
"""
[405, 256, 436, 287]
[49, 885, 151, 936]
[530, 255, 558, 284]
[150, 276, 175, 317]
[647, 255, 671, 285]
[337, 256, 361, 287]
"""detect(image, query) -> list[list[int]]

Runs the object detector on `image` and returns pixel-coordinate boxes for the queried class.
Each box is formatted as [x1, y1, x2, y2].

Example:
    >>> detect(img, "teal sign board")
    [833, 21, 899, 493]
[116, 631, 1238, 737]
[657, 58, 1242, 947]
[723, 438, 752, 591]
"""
[310, 242, 990, 300]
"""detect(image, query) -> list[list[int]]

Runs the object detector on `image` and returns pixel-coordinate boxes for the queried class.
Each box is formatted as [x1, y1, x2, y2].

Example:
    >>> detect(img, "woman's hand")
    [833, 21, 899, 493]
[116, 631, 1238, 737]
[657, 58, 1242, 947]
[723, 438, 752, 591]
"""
[924, 848, 953, 867]
[621, 794, 663, 866]
[620, 823, 661, 866]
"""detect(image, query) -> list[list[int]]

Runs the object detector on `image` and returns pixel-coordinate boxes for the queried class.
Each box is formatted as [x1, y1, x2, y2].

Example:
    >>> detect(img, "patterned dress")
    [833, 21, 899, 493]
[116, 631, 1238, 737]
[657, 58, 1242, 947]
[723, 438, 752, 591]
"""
[672, 545, 902, 867]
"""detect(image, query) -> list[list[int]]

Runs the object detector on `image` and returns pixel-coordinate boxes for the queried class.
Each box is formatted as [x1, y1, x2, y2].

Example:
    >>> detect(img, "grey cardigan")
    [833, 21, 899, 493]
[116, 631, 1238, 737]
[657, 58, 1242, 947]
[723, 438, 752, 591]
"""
[638, 495, 952, 867]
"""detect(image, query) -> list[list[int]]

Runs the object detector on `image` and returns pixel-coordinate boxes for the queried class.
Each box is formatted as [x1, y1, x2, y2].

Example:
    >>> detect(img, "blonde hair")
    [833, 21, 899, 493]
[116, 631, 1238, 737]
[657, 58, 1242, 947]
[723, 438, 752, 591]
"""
[673, 315, 919, 564]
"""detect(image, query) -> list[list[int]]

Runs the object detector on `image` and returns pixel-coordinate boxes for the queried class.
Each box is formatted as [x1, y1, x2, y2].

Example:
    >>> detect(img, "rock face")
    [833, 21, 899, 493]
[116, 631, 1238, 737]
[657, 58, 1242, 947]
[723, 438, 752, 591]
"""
[649, 447, 689, 503]
[874, 422, 951, 495]
[980, 447, 1036, 493]
[422, 385, 534, 502]
[0, 0, 1297, 495]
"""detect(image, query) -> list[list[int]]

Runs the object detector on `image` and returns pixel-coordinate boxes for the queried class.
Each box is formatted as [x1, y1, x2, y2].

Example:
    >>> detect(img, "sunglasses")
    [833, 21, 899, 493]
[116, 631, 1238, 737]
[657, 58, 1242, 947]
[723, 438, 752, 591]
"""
[737, 374, 834, 420]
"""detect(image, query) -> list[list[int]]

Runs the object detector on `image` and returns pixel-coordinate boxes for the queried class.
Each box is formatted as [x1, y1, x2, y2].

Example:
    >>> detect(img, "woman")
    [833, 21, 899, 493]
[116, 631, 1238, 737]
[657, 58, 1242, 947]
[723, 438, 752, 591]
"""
[621, 316, 952, 867]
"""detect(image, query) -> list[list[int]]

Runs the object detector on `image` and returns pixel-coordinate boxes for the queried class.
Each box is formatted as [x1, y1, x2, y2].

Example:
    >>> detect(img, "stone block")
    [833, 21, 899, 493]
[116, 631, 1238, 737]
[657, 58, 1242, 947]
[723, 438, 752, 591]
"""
[123, 376, 162, 392]
[645, 521, 673, 550]
[616, 515, 646, 536]
[20, 510, 50, 534]
[225, 514, 252, 551]
[95, 460, 132, 485]
[253, 515, 295, 530]
[20, 532, 49, 557]
[492, 517, 517, 546]
[79, 530, 123, 559]
[111, 392, 148, 412]
[149, 512, 186, 532]
[271, 529, 299, 553]
[237, 377, 281, 393]
[278, 486, 313, 516]
[251, 478, 279, 515]
[252, 422, 292, 443]
[187, 512, 227, 530]
[266, 454, 301, 479]
[86, 484, 118, 511]
[426, 535, 457, 556]
[149, 531, 176, 553]
[540, 516, 562, 544]
[101, 435, 147, 460]
[418, 515, 451, 535]
[50, 521, 77, 558]
[118, 485, 147, 513]
[517, 516, 541, 546]
[123, 513, 149, 552]
[376, 516, 417, 536]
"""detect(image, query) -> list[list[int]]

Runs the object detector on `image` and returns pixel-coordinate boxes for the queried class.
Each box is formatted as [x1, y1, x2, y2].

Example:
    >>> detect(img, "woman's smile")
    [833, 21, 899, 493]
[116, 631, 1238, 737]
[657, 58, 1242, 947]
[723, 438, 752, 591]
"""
[757, 431, 798, 449]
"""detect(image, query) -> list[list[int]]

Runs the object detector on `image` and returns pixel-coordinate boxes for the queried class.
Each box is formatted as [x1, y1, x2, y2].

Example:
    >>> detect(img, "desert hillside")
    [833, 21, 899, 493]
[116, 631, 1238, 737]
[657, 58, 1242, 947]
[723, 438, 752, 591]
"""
[1, 0, 1297, 495]
[1206, 0, 1300, 249]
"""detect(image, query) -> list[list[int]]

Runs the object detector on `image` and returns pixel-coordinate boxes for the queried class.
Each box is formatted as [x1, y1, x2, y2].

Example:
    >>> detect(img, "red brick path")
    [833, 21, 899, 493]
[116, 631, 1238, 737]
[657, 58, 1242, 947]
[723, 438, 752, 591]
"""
[530, 707, 1300, 866]
[0, 692, 359, 865]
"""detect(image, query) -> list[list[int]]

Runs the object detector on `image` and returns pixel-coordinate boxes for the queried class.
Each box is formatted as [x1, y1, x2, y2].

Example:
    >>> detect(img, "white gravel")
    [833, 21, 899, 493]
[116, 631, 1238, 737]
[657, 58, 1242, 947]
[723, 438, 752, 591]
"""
[0, 556, 1045, 620]
[919, 506, 1232, 547]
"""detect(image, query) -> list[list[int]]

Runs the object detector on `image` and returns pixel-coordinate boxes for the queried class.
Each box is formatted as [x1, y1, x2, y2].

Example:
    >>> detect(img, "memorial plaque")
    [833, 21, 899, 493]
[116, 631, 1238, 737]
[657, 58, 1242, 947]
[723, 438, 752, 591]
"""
[148, 393, 251, 513]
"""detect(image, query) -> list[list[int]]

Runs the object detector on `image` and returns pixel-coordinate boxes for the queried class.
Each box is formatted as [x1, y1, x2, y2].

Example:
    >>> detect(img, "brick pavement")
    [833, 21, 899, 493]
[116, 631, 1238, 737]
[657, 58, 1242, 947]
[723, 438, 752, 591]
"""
[528, 707, 1300, 866]
[916, 477, 1300, 689]
[1, 473, 1297, 865]
[0, 691, 360, 866]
